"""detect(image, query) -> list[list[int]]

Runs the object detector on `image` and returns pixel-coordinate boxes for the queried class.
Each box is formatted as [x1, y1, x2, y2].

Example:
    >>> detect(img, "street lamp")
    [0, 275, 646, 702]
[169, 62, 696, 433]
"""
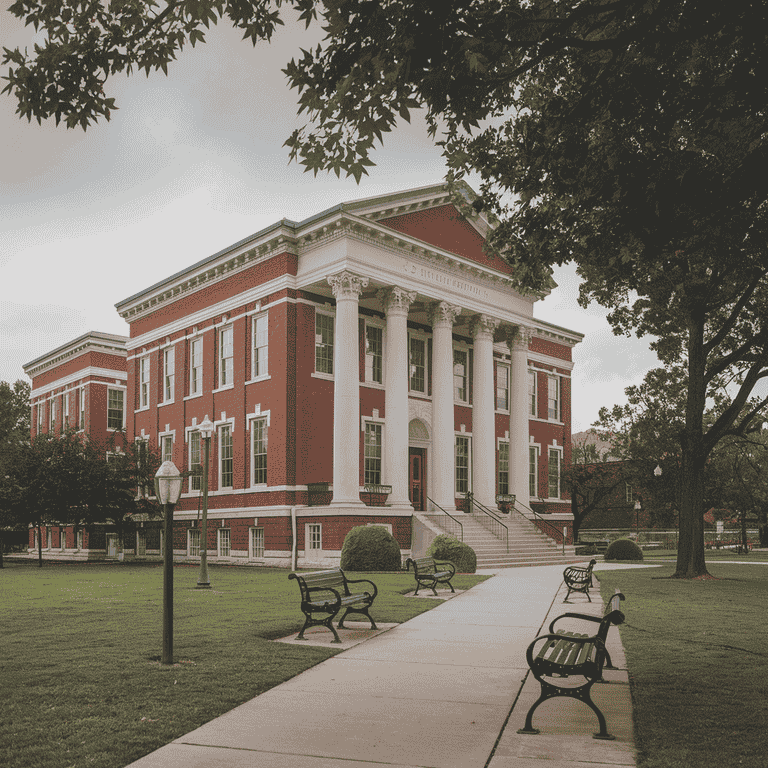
[155, 461, 183, 666]
[196, 416, 214, 590]
[634, 498, 642, 540]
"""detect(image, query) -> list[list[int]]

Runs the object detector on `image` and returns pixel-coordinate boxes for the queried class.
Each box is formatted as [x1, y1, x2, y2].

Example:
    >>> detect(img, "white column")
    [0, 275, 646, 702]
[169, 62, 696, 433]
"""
[380, 286, 417, 510]
[430, 301, 462, 512]
[328, 271, 369, 506]
[472, 314, 500, 509]
[508, 326, 533, 511]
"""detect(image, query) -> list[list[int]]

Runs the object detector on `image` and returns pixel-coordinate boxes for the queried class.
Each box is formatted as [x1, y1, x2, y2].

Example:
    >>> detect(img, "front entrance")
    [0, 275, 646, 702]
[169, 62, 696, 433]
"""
[409, 448, 427, 511]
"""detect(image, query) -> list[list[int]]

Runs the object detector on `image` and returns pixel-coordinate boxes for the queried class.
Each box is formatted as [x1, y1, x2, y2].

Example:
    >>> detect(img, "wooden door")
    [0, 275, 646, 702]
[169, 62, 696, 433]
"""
[409, 448, 426, 511]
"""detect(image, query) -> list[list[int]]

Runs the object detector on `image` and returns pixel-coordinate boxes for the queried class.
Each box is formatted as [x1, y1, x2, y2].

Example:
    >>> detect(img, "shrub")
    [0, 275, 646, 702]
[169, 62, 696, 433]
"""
[426, 534, 477, 573]
[604, 538, 644, 561]
[340, 525, 401, 571]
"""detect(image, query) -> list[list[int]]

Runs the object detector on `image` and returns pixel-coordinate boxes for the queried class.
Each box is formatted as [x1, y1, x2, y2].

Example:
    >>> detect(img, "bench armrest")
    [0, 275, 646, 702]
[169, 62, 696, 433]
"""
[433, 560, 456, 576]
[343, 577, 378, 599]
[548, 612, 603, 633]
[303, 586, 343, 607]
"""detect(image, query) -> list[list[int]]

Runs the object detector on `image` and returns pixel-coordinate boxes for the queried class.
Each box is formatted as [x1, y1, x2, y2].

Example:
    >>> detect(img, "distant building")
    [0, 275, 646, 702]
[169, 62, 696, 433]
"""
[24, 183, 583, 564]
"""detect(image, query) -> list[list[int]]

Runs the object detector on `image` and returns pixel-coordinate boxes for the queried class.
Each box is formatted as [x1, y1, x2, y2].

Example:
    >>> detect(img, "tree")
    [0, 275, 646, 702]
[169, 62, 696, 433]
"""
[563, 460, 625, 543]
[6, 2, 767, 578]
[0, 379, 30, 451]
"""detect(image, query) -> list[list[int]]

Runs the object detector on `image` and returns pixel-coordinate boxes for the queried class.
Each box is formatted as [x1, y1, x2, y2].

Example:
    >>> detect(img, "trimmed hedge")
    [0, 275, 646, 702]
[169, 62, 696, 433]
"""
[604, 538, 644, 561]
[340, 525, 401, 571]
[426, 534, 477, 574]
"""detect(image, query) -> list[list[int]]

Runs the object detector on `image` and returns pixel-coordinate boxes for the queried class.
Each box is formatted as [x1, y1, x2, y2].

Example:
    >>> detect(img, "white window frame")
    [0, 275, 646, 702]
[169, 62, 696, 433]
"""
[625, 483, 634, 504]
[217, 528, 231, 558]
[160, 433, 174, 464]
[529, 370, 537, 417]
[188, 528, 201, 557]
[364, 321, 384, 385]
[548, 446, 562, 499]
[107, 388, 125, 431]
[251, 312, 269, 380]
[364, 421, 383, 485]
[250, 527, 265, 559]
[314, 310, 335, 378]
[62, 393, 69, 431]
[455, 434, 471, 495]
[306, 523, 322, 552]
[188, 429, 202, 492]
[408, 333, 427, 394]
[139, 356, 150, 409]
[49, 397, 56, 432]
[219, 423, 234, 489]
[498, 440, 509, 496]
[219, 326, 234, 389]
[79, 387, 86, 430]
[548, 375, 561, 422]
[37, 401, 44, 433]
[189, 337, 203, 397]
[162, 346, 175, 404]
[496, 363, 510, 412]
[453, 346, 469, 403]
[529, 445, 540, 498]
[250, 415, 268, 487]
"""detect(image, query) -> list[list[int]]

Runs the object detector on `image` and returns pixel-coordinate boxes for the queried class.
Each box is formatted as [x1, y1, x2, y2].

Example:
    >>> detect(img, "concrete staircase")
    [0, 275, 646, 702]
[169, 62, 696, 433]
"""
[453, 512, 581, 569]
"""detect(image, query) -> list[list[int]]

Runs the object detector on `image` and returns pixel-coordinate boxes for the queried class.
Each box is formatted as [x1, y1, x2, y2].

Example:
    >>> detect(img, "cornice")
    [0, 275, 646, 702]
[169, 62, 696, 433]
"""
[24, 332, 128, 380]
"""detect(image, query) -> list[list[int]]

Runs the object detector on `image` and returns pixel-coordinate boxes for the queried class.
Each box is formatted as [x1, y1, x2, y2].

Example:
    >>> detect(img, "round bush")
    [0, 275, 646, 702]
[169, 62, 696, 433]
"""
[340, 525, 401, 571]
[426, 534, 477, 574]
[604, 538, 644, 561]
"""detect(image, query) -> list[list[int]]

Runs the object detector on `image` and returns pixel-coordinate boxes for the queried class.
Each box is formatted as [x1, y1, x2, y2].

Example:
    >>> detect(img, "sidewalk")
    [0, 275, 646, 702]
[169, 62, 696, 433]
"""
[126, 563, 645, 768]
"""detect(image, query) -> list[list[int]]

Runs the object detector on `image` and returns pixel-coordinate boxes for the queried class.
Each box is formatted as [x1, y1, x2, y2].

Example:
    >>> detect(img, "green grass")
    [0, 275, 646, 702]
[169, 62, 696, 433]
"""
[640, 549, 768, 561]
[597, 564, 768, 768]
[0, 561, 488, 768]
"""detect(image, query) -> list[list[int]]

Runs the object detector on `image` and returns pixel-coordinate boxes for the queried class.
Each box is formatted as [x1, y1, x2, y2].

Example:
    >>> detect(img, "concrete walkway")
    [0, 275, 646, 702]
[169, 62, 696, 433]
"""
[127, 563, 649, 768]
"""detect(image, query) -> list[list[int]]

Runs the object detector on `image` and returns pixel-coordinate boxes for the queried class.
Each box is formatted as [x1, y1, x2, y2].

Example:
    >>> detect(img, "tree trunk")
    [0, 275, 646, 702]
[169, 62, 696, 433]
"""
[674, 315, 710, 578]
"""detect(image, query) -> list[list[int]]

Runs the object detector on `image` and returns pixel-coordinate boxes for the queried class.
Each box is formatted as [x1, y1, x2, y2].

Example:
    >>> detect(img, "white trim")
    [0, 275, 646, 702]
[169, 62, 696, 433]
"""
[30, 367, 127, 398]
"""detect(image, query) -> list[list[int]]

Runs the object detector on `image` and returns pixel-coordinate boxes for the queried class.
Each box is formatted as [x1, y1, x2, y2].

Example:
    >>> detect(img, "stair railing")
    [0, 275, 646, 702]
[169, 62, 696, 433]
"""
[464, 492, 509, 552]
[510, 499, 565, 555]
[424, 496, 464, 541]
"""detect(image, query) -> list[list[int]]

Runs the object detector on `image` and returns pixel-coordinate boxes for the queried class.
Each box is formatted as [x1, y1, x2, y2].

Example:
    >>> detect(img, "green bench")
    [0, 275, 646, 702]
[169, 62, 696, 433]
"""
[562, 559, 597, 602]
[518, 589, 626, 740]
[288, 569, 378, 644]
[405, 556, 456, 596]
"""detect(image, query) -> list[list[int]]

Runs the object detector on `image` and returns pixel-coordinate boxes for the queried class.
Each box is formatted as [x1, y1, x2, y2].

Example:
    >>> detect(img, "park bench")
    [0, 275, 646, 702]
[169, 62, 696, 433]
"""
[562, 559, 597, 602]
[288, 569, 378, 644]
[518, 588, 626, 740]
[405, 556, 456, 596]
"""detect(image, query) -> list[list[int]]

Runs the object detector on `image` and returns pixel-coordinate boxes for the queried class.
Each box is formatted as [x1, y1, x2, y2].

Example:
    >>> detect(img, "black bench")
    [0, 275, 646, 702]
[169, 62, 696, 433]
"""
[288, 569, 378, 644]
[563, 559, 597, 602]
[518, 589, 626, 740]
[405, 556, 456, 596]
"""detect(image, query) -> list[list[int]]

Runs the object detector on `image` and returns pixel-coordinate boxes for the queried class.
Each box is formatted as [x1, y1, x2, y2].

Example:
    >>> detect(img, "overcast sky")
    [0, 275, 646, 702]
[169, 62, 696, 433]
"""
[0, 8, 658, 432]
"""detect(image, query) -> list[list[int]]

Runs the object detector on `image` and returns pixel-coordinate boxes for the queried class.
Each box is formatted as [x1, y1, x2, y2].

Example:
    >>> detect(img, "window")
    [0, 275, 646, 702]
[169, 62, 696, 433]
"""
[250, 527, 265, 559]
[139, 357, 150, 408]
[188, 528, 200, 557]
[315, 312, 334, 375]
[189, 431, 202, 492]
[189, 337, 203, 395]
[409, 336, 426, 393]
[219, 327, 233, 387]
[496, 364, 509, 411]
[161, 435, 173, 464]
[107, 389, 124, 430]
[548, 376, 561, 421]
[364, 423, 383, 485]
[498, 442, 509, 496]
[62, 394, 69, 430]
[548, 448, 561, 498]
[36, 402, 43, 433]
[453, 349, 468, 402]
[307, 523, 322, 551]
[251, 417, 268, 486]
[625, 483, 634, 504]
[456, 435, 471, 494]
[136, 439, 150, 498]
[529, 370, 537, 417]
[365, 324, 383, 384]
[136, 530, 146, 556]
[162, 347, 175, 402]
[50, 398, 56, 432]
[218, 528, 231, 557]
[79, 387, 86, 430]
[252, 314, 269, 378]
[219, 425, 233, 488]
[529, 446, 539, 498]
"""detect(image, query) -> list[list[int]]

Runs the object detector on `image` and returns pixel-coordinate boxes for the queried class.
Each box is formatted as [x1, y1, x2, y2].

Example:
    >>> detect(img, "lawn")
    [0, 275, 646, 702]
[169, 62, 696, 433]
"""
[0, 561, 488, 768]
[641, 548, 768, 561]
[597, 563, 768, 768]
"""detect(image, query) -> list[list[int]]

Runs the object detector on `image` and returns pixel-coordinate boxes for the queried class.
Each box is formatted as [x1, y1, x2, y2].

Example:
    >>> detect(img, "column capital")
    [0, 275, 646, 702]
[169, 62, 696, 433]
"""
[429, 301, 462, 329]
[327, 271, 369, 300]
[379, 286, 417, 316]
[472, 314, 500, 341]
[507, 324, 533, 351]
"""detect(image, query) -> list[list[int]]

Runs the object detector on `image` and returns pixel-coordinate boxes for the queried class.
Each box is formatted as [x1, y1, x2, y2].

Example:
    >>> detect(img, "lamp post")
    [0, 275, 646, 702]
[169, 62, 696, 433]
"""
[196, 416, 214, 590]
[154, 461, 183, 666]
[634, 498, 642, 541]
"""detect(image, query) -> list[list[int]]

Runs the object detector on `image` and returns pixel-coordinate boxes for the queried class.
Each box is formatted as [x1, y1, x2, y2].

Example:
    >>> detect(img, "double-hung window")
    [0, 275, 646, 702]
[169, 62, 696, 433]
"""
[548, 447, 561, 498]
[37, 402, 43, 433]
[453, 349, 468, 403]
[496, 364, 509, 411]
[529, 370, 537, 417]
[219, 425, 233, 489]
[50, 398, 56, 432]
[189, 431, 202, 492]
[498, 442, 509, 495]
[548, 376, 561, 421]
[365, 324, 383, 384]
[251, 417, 268, 486]
[530, 446, 540, 498]
[188, 529, 200, 557]
[315, 312, 334, 375]
[79, 387, 86, 430]
[409, 336, 426, 393]
[219, 327, 233, 387]
[455, 436, 470, 495]
[107, 389, 124, 430]
[250, 527, 265, 558]
[364, 423, 383, 485]
[163, 347, 175, 402]
[189, 337, 203, 396]
[62, 394, 69, 430]
[161, 435, 173, 464]
[307, 523, 322, 551]
[252, 313, 269, 378]
[218, 528, 231, 557]
[139, 357, 150, 408]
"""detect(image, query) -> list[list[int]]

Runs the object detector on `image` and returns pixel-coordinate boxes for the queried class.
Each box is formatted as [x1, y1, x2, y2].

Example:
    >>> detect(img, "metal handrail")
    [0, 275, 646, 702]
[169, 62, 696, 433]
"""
[424, 496, 464, 541]
[512, 499, 565, 555]
[465, 492, 509, 552]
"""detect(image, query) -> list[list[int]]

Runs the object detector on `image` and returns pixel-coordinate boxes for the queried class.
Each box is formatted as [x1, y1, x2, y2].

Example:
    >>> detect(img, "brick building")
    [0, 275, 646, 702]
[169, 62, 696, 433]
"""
[24, 183, 582, 565]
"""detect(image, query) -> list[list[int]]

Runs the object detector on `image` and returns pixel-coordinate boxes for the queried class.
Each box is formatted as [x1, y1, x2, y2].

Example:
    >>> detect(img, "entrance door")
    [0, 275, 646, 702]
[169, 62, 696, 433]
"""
[409, 448, 427, 511]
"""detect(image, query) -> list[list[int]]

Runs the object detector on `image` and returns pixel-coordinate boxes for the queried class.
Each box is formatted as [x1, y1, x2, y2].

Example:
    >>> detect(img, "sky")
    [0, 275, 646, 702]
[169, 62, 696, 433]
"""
[0, 8, 659, 433]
